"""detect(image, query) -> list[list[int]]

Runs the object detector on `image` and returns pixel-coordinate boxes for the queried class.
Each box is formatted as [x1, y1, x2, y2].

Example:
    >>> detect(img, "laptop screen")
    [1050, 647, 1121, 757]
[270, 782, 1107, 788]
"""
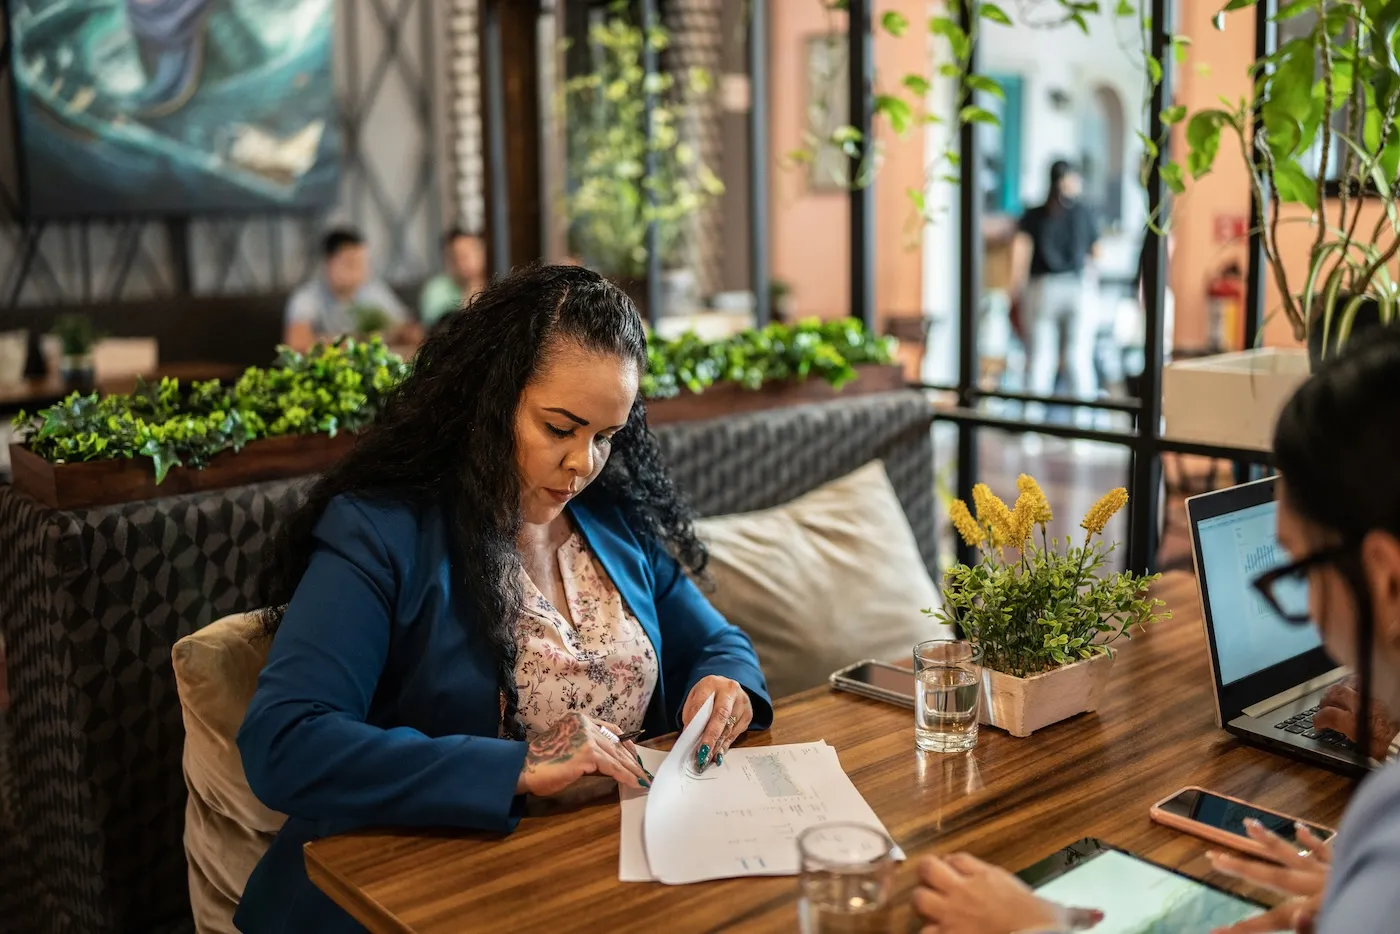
[1196, 500, 1320, 685]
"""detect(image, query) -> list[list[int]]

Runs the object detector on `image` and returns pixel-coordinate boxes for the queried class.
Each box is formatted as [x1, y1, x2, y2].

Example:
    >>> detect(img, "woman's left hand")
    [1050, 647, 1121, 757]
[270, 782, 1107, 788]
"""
[681, 676, 753, 771]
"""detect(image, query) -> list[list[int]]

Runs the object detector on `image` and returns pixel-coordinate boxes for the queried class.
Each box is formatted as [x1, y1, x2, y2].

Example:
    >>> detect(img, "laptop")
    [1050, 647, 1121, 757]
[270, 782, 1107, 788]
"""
[1187, 476, 1371, 775]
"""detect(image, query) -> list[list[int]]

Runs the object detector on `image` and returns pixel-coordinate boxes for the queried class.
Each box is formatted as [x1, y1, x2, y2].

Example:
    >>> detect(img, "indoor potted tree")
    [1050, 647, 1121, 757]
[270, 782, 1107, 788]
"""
[930, 475, 1168, 737]
[561, 9, 723, 316]
[1163, 0, 1400, 448]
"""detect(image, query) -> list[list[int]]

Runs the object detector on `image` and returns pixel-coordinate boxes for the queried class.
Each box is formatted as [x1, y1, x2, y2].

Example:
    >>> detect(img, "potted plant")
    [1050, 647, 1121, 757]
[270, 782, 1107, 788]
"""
[1159, 0, 1400, 449]
[1176, 0, 1400, 363]
[929, 475, 1169, 737]
[51, 314, 99, 387]
[769, 280, 794, 323]
[350, 305, 392, 339]
[561, 8, 723, 315]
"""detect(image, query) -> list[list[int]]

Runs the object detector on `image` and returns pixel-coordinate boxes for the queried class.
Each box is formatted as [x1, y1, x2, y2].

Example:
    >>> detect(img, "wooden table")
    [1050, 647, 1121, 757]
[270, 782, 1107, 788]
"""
[304, 574, 1352, 933]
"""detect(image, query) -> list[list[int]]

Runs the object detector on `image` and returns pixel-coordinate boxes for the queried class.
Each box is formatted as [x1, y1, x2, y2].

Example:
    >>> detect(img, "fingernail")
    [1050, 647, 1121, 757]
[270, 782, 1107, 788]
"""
[640, 778, 650, 788]
[1244, 817, 1260, 828]
[645, 768, 655, 782]
[716, 753, 725, 767]
[697, 744, 710, 770]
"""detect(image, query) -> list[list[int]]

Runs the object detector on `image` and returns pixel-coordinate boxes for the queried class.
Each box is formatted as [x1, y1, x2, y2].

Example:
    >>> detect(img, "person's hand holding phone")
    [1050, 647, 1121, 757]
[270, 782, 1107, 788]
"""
[1207, 820, 1333, 934]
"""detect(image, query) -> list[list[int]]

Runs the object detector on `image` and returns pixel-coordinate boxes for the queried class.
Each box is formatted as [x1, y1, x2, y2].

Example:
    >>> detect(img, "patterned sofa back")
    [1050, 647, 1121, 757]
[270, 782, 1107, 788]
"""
[0, 390, 935, 933]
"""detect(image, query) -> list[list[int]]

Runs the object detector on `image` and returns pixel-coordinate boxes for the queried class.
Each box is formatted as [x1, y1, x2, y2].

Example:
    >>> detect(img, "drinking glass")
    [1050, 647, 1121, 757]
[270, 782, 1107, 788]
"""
[796, 823, 895, 934]
[913, 639, 983, 753]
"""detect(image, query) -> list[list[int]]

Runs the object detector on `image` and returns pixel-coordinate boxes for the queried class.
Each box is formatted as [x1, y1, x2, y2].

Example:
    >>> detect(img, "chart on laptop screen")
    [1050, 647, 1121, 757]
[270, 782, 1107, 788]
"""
[1197, 501, 1321, 684]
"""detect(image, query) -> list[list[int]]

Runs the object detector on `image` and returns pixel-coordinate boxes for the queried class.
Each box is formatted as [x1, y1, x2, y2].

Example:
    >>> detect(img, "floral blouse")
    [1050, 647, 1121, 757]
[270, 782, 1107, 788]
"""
[514, 532, 659, 736]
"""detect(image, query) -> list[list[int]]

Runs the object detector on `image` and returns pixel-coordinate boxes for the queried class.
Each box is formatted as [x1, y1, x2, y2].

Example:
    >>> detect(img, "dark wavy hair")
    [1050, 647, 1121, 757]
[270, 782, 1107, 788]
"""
[258, 264, 706, 741]
[1274, 326, 1400, 766]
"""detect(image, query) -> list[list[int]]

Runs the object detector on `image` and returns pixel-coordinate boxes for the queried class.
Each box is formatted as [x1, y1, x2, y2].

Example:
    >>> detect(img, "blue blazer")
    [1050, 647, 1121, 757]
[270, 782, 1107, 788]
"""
[233, 492, 773, 933]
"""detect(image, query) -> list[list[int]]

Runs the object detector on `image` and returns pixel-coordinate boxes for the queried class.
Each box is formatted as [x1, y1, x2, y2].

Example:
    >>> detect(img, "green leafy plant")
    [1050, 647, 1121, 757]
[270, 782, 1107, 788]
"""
[1175, 0, 1400, 351]
[51, 314, 99, 357]
[930, 475, 1168, 677]
[350, 305, 392, 337]
[561, 6, 724, 277]
[791, 0, 1168, 228]
[12, 338, 410, 483]
[640, 318, 897, 399]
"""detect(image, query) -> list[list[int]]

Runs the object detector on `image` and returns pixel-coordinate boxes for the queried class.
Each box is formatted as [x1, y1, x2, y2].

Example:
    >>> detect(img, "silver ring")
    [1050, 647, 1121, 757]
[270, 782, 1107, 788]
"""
[1297, 848, 1312, 860]
[596, 725, 621, 744]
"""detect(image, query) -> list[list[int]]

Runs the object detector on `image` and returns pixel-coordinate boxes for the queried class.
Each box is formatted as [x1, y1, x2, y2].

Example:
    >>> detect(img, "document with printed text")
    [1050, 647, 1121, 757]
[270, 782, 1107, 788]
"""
[619, 695, 902, 884]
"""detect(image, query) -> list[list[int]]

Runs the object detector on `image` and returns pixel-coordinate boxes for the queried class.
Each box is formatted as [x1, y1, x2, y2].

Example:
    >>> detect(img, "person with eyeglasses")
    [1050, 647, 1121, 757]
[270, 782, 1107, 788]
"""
[910, 329, 1400, 934]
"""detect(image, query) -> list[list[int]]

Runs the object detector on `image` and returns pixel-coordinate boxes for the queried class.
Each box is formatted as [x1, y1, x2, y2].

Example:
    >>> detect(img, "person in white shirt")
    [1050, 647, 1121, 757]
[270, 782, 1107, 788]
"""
[283, 227, 421, 353]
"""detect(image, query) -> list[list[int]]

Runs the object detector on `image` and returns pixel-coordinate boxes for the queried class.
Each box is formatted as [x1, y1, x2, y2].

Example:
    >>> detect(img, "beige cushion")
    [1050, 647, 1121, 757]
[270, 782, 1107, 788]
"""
[696, 459, 949, 699]
[173, 613, 284, 934]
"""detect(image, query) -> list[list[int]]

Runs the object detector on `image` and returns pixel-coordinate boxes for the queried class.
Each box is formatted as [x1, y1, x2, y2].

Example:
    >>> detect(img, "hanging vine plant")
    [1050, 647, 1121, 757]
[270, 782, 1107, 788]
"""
[789, 0, 1180, 230]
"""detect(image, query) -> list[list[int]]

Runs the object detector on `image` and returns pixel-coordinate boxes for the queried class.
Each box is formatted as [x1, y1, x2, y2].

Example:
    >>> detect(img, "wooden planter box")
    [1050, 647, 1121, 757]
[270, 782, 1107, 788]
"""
[9, 432, 356, 510]
[978, 652, 1115, 738]
[645, 363, 906, 426]
[1163, 348, 1310, 453]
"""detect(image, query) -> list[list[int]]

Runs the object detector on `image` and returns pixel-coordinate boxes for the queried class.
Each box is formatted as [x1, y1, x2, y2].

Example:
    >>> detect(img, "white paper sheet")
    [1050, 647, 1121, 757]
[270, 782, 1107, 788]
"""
[619, 703, 901, 884]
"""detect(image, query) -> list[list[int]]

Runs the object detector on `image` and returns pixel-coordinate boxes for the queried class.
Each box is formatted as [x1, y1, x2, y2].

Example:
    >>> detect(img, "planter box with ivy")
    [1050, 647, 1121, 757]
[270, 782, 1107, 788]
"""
[10, 321, 901, 508]
[9, 339, 408, 510]
[642, 318, 903, 425]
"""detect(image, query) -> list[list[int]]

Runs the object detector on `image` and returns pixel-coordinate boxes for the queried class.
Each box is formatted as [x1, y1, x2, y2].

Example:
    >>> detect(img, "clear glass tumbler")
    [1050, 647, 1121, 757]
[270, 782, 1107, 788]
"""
[914, 639, 983, 753]
[796, 823, 895, 934]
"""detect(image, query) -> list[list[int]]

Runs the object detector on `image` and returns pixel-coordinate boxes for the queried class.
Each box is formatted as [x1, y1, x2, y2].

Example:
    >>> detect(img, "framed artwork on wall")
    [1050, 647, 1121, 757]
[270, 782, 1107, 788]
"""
[805, 34, 849, 191]
[4, 0, 341, 219]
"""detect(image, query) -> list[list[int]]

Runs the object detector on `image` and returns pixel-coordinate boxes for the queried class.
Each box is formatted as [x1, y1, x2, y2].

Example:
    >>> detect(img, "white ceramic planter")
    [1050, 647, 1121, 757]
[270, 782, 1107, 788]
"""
[1162, 347, 1310, 452]
[977, 652, 1115, 738]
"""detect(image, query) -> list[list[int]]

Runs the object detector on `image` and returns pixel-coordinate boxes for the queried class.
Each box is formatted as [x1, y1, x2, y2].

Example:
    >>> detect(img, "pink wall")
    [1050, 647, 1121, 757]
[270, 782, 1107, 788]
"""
[768, 0, 926, 326]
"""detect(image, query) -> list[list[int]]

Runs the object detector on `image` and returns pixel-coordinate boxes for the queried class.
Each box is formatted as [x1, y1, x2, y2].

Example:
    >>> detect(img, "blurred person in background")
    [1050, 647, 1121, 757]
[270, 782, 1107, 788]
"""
[420, 228, 487, 330]
[1010, 160, 1101, 427]
[284, 227, 421, 353]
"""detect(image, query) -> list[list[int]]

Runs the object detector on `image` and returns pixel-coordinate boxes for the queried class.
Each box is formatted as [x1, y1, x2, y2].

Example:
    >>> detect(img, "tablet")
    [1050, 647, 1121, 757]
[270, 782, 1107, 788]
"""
[1017, 839, 1265, 933]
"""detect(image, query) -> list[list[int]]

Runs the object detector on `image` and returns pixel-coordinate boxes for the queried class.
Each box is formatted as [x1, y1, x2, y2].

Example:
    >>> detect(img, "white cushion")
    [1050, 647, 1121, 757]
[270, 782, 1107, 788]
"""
[696, 460, 948, 699]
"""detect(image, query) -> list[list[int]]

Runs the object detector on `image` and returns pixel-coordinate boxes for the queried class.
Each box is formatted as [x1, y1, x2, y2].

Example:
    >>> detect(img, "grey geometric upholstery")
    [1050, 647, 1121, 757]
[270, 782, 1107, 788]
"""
[0, 389, 934, 934]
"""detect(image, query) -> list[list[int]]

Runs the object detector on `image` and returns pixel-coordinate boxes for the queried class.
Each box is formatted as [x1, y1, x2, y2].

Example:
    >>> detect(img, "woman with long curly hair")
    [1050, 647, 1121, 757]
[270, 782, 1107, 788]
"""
[233, 264, 772, 934]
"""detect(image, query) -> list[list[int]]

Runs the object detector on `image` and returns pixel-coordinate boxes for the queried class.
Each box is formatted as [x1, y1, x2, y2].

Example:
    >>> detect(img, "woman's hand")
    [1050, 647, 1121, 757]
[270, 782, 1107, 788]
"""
[682, 676, 753, 771]
[1313, 678, 1399, 761]
[1208, 821, 1333, 934]
[516, 712, 652, 797]
[912, 853, 1100, 934]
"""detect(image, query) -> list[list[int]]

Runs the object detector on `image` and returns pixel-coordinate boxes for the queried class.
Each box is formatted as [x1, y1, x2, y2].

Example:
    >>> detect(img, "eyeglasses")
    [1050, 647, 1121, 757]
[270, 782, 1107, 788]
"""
[1250, 544, 1356, 624]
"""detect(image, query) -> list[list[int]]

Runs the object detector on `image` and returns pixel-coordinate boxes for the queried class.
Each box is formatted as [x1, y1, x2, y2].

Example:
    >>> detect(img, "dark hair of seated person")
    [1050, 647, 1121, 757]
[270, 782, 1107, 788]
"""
[321, 226, 366, 259]
[1272, 325, 1400, 766]
[257, 263, 707, 741]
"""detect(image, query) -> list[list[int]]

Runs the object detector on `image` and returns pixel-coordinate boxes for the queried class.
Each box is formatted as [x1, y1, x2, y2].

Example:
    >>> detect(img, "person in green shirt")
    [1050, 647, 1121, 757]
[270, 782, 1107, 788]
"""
[419, 228, 487, 328]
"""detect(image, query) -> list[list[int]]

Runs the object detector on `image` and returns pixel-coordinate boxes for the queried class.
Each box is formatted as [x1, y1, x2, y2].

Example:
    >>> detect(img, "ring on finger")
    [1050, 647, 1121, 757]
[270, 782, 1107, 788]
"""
[596, 725, 621, 745]
[724, 714, 739, 727]
[1297, 848, 1313, 860]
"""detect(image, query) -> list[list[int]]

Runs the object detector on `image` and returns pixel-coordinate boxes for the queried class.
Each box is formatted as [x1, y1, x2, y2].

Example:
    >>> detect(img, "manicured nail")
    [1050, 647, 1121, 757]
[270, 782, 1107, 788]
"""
[639, 777, 650, 788]
[716, 752, 725, 767]
[1244, 818, 1261, 829]
[697, 744, 710, 770]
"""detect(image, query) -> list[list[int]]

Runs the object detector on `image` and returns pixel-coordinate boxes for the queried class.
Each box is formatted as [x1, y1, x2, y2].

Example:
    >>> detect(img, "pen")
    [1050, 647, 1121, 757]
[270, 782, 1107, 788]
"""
[617, 730, 645, 744]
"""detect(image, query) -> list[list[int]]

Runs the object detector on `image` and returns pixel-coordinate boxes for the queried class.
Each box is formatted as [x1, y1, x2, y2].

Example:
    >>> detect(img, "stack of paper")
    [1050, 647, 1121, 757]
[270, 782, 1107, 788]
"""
[620, 696, 903, 884]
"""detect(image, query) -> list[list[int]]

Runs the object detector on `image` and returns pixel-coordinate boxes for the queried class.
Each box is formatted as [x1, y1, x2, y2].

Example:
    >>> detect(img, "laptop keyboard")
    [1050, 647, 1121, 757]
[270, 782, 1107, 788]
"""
[1274, 705, 1358, 750]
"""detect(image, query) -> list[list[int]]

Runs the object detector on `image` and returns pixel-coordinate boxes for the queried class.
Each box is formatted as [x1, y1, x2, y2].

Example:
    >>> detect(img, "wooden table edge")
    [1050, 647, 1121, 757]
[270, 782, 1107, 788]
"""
[305, 840, 413, 934]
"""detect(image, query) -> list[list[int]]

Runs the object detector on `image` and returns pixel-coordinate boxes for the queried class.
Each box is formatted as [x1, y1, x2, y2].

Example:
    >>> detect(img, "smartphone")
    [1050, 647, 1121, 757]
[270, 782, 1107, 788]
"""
[1150, 786, 1336, 859]
[829, 659, 916, 709]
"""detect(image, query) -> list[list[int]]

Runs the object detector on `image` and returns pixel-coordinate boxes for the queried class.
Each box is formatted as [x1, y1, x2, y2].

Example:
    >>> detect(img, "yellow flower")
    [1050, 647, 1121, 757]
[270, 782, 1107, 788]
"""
[972, 483, 1014, 545]
[1082, 487, 1129, 536]
[1007, 497, 1036, 549]
[1016, 474, 1053, 525]
[948, 498, 985, 547]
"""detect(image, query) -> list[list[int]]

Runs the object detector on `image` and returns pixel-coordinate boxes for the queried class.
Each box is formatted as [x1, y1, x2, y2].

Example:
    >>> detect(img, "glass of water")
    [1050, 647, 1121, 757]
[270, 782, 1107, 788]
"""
[914, 639, 983, 753]
[797, 823, 895, 934]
